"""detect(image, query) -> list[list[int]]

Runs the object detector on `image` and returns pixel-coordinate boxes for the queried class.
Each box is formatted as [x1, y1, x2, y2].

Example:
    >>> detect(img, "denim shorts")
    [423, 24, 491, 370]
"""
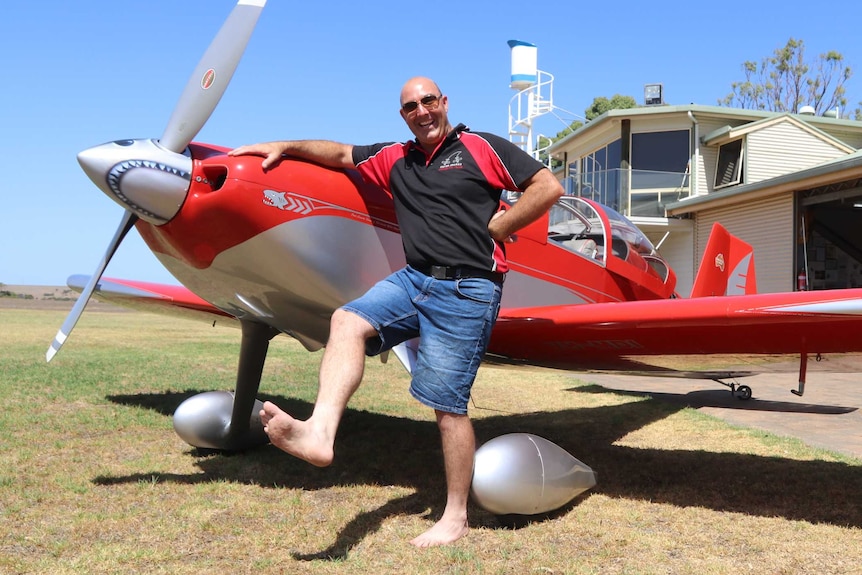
[341, 265, 502, 415]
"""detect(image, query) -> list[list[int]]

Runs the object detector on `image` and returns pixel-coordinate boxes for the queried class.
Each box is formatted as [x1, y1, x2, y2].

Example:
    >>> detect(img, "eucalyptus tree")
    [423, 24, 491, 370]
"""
[719, 38, 858, 119]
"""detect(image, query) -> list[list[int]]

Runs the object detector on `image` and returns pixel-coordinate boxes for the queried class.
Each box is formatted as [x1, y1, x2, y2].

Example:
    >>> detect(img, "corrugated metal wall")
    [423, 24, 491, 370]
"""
[696, 193, 795, 293]
[648, 230, 694, 296]
[692, 118, 731, 195]
[747, 123, 845, 183]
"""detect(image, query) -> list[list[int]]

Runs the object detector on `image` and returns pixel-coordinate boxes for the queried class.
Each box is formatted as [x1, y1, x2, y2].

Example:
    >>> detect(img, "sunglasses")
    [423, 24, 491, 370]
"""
[401, 93, 442, 114]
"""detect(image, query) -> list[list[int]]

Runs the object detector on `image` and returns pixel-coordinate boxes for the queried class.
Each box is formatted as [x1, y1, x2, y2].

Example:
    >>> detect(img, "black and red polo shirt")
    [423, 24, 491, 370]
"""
[352, 123, 544, 273]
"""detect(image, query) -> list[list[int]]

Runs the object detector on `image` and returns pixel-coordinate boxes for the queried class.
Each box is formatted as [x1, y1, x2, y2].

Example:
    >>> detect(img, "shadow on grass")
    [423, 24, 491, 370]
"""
[100, 388, 862, 559]
[575, 383, 858, 415]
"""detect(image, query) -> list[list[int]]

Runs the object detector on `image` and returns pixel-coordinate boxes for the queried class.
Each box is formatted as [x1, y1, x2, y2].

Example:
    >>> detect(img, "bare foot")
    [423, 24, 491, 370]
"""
[260, 401, 333, 467]
[409, 516, 469, 548]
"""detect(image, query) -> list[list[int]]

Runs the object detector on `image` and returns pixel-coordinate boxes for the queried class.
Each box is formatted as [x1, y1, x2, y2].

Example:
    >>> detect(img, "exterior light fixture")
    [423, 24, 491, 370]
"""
[644, 83, 664, 106]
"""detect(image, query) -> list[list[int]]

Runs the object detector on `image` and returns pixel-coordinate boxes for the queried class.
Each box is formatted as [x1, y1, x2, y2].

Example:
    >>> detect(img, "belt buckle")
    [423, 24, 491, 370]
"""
[430, 265, 449, 280]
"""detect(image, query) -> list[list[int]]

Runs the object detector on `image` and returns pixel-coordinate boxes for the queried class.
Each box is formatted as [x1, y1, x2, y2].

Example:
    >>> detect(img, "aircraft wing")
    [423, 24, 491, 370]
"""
[67, 273, 862, 379]
[67, 275, 237, 326]
[490, 288, 862, 374]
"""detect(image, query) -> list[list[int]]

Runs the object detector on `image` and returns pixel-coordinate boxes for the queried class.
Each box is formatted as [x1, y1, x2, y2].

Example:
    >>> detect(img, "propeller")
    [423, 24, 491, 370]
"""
[160, 0, 267, 154]
[46, 0, 267, 362]
[46, 211, 137, 362]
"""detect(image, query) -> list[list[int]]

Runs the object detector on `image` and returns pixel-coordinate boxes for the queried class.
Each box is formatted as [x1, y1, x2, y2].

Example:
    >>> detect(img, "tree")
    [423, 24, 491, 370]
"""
[584, 94, 638, 121]
[537, 122, 582, 168]
[536, 94, 638, 167]
[719, 38, 857, 118]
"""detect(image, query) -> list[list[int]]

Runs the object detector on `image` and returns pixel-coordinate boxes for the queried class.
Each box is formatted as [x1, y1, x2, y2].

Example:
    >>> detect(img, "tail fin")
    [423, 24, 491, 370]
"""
[690, 222, 757, 297]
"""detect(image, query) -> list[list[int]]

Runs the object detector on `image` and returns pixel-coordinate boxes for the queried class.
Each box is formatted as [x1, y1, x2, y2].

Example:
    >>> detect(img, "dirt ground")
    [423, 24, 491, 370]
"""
[0, 285, 123, 311]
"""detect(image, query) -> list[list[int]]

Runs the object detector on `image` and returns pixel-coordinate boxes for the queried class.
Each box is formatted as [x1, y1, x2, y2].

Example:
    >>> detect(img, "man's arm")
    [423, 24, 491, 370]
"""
[228, 140, 355, 170]
[487, 168, 564, 242]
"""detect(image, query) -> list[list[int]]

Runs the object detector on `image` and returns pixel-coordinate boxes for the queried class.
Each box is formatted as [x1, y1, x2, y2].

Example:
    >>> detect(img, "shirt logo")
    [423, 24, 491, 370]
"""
[439, 151, 463, 171]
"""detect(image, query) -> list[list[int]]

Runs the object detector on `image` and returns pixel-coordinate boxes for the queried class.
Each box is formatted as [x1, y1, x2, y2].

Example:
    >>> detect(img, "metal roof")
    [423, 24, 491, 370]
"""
[548, 103, 862, 154]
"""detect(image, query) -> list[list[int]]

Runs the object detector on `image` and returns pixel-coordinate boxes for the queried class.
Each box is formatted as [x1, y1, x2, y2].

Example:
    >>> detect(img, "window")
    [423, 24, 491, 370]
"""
[714, 138, 744, 188]
[631, 130, 690, 172]
[576, 139, 621, 208]
[628, 130, 691, 216]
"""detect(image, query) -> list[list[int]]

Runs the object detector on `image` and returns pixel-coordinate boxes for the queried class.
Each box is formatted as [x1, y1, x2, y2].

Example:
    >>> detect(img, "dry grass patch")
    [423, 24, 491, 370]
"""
[1, 308, 861, 574]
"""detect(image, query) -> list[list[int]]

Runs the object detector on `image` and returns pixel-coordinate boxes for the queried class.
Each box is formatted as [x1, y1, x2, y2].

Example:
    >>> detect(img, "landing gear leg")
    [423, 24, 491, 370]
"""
[228, 320, 281, 444]
[791, 352, 808, 397]
[173, 320, 280, 450]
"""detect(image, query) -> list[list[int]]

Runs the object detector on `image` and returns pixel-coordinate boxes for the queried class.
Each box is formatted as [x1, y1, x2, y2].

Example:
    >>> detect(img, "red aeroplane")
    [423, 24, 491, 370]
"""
[48, 0, 862, 450]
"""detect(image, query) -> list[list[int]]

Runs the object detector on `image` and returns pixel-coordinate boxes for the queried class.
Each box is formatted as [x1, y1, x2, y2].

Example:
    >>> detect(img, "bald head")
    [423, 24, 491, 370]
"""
[398, 76, 452, 152]
[400, 76, 441, 103]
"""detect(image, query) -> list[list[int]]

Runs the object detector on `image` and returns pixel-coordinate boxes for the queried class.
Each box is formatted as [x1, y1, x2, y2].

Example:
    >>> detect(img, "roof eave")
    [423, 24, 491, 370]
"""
[666, 151, 862, 215]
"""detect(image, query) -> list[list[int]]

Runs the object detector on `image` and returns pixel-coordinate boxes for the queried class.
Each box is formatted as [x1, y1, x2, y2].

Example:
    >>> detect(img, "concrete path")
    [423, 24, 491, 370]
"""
[579, 369, 862, 460]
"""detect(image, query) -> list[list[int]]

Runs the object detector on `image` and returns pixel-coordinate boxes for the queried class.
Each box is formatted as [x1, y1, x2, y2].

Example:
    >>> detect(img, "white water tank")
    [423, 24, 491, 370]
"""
[507, 39, 538, 90]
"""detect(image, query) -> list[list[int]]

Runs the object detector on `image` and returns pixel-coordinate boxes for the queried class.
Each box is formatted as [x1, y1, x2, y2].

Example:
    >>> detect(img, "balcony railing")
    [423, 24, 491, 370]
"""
[563, 168, 690, 218]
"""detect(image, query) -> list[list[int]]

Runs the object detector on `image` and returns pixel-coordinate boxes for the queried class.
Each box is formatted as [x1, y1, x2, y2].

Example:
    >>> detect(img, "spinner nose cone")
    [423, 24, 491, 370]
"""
[77, 143, 115, 192]
[77, 139, 193, 225]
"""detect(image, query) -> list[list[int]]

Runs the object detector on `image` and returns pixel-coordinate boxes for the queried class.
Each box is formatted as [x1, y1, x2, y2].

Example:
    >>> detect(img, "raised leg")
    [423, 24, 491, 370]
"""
[261, 309, 375, 466]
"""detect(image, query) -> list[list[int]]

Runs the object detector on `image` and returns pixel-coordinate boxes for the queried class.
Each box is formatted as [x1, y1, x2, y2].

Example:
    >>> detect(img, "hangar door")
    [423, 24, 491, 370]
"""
[695, 194, 794, 293]
[799, 182, 862, 290]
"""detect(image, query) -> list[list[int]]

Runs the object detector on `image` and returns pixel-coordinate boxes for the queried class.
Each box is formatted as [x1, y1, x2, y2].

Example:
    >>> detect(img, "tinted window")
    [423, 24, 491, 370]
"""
[607, 139, 621, 170]
[714, 139, 744, 188]
[631, 130, 689, 172]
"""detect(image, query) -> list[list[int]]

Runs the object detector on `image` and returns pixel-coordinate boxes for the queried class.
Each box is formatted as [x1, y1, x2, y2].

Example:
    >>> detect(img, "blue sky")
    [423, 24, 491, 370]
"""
[3, 0, 861, 286]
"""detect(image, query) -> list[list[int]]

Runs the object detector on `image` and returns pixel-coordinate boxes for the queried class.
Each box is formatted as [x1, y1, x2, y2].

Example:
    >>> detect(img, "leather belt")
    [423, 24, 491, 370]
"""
[413, 264, 505, 283]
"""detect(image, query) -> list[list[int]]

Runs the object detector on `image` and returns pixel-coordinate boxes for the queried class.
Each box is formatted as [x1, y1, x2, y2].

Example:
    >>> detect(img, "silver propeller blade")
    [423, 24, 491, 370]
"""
[46, 211, 138, 362]
[159, 0, 266, 153]
[50, 1, 266, 361]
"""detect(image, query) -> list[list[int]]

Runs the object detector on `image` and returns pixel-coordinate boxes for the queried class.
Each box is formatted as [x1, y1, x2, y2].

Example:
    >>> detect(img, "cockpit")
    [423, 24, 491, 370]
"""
[547, 196, 671, 285]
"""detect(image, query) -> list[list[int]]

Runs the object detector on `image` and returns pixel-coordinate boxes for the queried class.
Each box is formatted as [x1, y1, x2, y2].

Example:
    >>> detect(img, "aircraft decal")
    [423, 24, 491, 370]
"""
[760, 298, 862, 316]
[261, 188, 400, 235]
[727, 253, 753, 295]
[714, 252, 725, 272]
[106, 158, 191, 222]
[263, 189, 313, 214]
[551, 339, 644, 352]
[201, 69, 216, 90]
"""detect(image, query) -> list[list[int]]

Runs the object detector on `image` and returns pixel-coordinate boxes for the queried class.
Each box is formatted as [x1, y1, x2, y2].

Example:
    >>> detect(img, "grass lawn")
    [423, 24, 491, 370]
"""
[1, 307, 861, 574]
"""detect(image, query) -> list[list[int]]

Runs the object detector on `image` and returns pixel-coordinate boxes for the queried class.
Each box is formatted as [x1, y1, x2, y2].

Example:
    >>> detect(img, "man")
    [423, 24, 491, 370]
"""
[229, 76, 564, 547]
